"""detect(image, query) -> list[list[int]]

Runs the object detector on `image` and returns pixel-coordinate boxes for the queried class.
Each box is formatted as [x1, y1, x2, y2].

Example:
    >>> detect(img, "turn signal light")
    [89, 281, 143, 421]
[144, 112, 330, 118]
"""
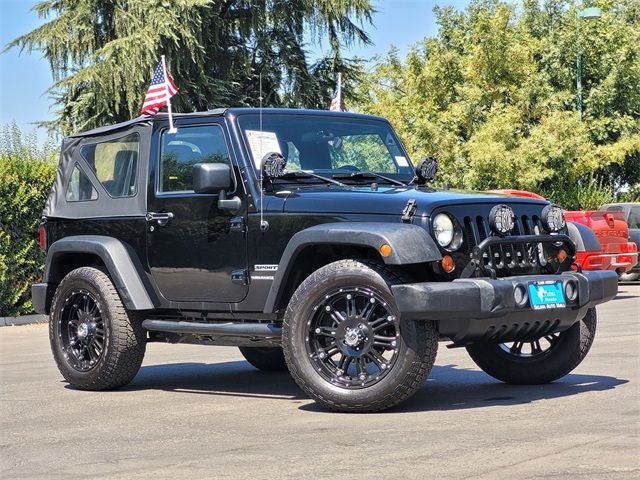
[441, 255, 455, 273]
[557, 248, 568, 263]
[379, 244, 392, 257]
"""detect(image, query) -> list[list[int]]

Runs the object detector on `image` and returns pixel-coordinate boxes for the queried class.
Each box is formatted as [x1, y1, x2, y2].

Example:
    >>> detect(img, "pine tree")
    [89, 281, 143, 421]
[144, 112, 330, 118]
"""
[8, 0, 374, 134]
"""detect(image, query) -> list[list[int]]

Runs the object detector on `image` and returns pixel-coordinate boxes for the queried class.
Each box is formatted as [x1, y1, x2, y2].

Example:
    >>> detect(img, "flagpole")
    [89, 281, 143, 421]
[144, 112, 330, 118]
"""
[162, 55, 177, 134]
[337, 72, 342, 110]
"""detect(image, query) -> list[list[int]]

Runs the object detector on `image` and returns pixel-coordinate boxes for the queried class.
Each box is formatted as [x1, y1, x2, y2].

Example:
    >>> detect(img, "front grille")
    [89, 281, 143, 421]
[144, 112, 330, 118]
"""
[431, 204, 568, 277]
[462, 214, 552, 274]
[463, 213, 545, 251]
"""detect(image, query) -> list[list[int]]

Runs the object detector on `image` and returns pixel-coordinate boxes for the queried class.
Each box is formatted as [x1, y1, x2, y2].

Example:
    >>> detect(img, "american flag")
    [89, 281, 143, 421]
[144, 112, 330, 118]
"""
[329, 73, 344, 112]
[141, 59, 179, 116]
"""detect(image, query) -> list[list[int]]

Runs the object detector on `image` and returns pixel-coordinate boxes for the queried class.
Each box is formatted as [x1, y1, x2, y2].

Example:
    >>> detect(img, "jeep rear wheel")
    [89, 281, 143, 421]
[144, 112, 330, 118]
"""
[239, 347, 288, 371]
[49, 267, 146, 390]
[466, 307, 597, 384]
[283, 259, 438, 412]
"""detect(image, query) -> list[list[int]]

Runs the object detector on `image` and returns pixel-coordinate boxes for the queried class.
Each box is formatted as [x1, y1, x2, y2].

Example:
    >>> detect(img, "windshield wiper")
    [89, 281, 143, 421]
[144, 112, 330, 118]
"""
[332, 171, 406, 186]
[277, 170, 346, 187]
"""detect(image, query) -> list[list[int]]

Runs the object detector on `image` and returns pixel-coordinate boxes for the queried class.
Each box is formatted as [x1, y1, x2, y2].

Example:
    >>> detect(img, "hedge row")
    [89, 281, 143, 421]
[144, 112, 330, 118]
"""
[0, 124, 56, 316]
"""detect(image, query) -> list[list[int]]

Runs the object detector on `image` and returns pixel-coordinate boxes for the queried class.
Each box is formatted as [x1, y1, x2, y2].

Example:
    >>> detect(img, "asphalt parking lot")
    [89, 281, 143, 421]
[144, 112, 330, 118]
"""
[1, 285, 639, 479]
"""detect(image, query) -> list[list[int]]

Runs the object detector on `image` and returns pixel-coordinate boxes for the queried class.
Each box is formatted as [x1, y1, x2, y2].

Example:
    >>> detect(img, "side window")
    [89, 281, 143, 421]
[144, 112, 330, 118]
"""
[66, 164, 98, 202]
[159, 125, 230, 192]
[80, 133, 139, 198]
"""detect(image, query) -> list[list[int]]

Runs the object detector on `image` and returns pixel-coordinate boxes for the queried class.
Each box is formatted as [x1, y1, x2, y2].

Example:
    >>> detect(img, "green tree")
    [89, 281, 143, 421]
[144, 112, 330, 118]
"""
[356, 0, 640, 207]
[8, 0, 373, 134]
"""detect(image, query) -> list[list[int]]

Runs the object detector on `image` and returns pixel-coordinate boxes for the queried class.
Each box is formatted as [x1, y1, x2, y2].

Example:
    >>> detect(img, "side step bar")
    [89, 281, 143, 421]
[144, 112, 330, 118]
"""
[142, 319, 282, 339]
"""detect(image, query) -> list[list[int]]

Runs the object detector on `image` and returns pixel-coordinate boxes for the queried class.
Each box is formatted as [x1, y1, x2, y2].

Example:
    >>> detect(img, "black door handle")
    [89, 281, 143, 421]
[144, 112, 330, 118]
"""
[146, 212, 174, 227]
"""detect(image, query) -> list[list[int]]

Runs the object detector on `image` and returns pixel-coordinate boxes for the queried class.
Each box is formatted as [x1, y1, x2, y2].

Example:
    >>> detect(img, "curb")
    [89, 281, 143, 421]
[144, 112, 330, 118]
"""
[0, 314, 48, 327]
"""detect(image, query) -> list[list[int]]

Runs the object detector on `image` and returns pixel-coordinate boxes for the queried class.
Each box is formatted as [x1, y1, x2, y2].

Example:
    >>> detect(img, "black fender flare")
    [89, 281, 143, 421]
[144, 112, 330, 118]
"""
[44, 235, 154, 311]
[566, 221, 601, 252]
[263, 222, 441, 313]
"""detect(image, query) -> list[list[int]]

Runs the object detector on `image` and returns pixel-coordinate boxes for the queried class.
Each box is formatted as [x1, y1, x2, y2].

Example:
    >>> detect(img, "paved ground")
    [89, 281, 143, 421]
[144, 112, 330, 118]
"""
[1, 286, 639, 479]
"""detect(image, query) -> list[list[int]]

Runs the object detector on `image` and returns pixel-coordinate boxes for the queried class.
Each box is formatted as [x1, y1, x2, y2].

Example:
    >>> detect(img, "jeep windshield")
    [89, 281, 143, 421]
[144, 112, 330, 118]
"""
[237, 113, 415, 185]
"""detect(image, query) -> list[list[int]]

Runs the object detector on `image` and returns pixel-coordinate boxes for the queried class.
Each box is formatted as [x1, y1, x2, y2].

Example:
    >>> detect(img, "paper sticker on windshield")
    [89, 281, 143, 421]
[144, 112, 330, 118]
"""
[245, 130, 282, 168]
[395, 156, 409, 167]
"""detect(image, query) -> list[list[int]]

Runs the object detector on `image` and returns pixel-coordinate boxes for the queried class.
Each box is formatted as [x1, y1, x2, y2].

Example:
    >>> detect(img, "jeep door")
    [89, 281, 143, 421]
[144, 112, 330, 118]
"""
[146, 121, 249, 303]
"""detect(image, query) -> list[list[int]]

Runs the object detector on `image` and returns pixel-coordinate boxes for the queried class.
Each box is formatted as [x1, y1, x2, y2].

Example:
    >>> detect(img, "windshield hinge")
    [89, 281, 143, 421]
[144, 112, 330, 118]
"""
[401, 199, 417, 223]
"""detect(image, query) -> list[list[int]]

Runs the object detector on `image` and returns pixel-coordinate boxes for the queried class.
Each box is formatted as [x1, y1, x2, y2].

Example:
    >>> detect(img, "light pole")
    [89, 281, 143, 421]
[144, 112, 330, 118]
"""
[576, 6, 602, 119]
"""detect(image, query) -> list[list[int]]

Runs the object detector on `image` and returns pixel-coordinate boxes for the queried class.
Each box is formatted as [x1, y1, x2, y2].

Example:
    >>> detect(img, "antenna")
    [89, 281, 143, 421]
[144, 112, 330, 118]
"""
[259, 73, 269, 232]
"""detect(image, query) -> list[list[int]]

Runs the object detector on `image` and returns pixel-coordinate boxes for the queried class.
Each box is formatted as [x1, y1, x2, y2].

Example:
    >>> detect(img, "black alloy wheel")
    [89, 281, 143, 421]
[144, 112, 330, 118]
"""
[306, 286, 400, 389]
[498, 333, 561, 359]
[58, 289, 106, 372]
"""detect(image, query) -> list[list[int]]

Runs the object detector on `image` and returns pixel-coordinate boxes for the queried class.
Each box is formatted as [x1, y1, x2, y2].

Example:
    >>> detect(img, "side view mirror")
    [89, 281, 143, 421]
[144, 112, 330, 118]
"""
[192, 163, 241, 212]
[193, 163, 232, 193]
[415, 156, 438, 184]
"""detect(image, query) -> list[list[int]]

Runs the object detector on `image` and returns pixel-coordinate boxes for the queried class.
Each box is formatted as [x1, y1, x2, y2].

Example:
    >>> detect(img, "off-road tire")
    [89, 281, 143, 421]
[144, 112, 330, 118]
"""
[49, 267, 146, 390]
[283, 259, 438, 412]
[466, 307, 597, 384]
[239, 347, 288, 371]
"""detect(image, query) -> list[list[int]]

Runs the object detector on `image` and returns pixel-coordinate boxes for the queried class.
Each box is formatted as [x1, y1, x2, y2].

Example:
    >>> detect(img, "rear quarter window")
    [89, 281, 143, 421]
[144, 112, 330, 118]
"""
[80, 133, 140, 198]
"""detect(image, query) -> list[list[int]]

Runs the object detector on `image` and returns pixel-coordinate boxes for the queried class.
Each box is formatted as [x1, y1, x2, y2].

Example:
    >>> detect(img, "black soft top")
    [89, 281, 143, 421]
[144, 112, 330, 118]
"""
[43, 108, 388, 219]
[44, 110, 230, 219]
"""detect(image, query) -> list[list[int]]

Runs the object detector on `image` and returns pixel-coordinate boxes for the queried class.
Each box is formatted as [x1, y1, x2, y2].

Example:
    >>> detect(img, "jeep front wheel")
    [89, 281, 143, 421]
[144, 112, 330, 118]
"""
[49, 267, 146, 390]
[283, 259, 438, 412]
[466, 307, 597, 384]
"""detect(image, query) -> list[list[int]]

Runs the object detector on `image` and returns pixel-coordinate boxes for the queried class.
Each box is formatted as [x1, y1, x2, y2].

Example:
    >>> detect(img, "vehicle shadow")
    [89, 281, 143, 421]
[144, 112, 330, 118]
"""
[380, 363, 627, 413]
[119, 361, 306, 400]
[95, 360, 627, 412]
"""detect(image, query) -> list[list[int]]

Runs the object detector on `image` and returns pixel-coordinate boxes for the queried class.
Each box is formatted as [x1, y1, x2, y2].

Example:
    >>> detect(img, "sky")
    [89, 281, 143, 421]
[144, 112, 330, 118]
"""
[0, 0, 470, 143]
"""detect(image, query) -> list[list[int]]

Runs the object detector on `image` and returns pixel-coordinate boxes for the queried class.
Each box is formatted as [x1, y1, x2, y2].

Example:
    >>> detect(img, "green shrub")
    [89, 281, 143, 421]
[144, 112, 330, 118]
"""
[0, 124, 56, 316]
[543, 175, 615, 211]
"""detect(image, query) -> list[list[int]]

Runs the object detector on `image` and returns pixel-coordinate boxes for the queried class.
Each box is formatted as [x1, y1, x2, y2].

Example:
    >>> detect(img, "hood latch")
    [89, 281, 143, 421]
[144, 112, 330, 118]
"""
[401, 199, 417, 223]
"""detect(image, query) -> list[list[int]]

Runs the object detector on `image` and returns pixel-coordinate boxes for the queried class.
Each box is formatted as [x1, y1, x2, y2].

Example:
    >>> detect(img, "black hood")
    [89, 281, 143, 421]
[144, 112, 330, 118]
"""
[281, 185, 548, 217]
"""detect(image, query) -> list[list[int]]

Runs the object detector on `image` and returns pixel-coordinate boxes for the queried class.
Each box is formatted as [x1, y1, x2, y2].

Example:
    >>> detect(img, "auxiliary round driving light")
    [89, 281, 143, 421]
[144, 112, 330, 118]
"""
[415, 156, 438, 184]
[261, 152, 286, 180]
[564, 280, 578, 302]
[513, 284, 528, 307]
[542, 204, 566, 232]
[489, 204, 515, 236]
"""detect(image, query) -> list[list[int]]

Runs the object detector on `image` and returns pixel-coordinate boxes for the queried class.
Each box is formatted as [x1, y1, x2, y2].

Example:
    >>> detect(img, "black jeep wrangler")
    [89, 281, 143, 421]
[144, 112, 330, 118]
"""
[33, 108, 617, 412]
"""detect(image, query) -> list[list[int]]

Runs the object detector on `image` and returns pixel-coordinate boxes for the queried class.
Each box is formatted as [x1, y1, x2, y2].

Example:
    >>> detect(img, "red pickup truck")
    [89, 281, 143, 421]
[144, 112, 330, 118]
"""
[489, 190, 638, 275]
[563, 210, 638, 274]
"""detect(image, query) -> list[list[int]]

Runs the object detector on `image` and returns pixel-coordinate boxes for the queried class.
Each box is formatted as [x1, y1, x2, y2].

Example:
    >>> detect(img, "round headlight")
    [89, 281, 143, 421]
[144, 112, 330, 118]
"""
[542, 204, 566, 232]
[433, 213, 454, 247]
[489, 204, 515, 235]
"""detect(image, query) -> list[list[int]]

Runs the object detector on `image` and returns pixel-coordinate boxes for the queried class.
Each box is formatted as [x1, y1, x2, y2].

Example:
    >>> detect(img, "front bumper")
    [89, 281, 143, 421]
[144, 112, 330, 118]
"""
[391, 270, 618, 346]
